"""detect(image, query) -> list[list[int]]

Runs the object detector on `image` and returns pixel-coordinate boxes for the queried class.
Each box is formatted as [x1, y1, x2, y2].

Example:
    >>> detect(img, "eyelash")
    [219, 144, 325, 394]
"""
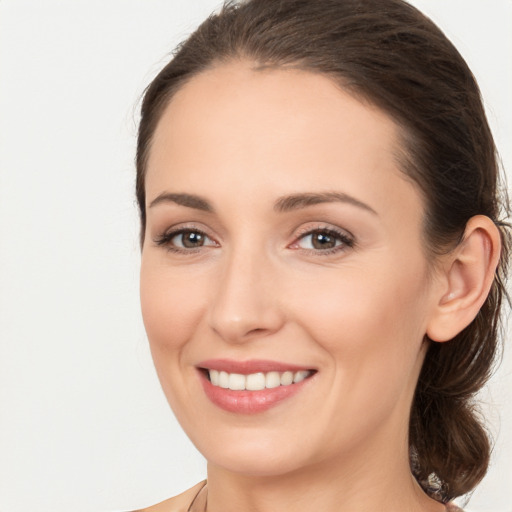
[153, 225, 355, 255]
[153, 227, 216, 253]
[290, 226, 355, 255]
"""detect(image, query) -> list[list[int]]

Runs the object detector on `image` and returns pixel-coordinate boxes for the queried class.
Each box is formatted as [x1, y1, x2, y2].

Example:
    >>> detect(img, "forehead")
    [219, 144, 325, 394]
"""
[146, 61, 421, 223]
[148, 62, 399, 165]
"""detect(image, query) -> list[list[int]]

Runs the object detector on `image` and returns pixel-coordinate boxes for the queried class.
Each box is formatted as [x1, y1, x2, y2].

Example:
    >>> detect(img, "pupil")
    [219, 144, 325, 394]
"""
[183, 231, 203, 248]
[312, 232, 335, 249]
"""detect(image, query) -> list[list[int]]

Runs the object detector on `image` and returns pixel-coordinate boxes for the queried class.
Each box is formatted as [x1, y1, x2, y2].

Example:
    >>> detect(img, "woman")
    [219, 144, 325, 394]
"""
[134, 0, 509, 510]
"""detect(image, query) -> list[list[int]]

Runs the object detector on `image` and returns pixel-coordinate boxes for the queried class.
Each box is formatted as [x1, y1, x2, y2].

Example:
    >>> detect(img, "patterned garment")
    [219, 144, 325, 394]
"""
[446, 504, 464, 512]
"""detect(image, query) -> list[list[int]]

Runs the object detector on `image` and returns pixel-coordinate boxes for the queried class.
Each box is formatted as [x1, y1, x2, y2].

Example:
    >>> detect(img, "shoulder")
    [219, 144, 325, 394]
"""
[131, 481, 207, 512]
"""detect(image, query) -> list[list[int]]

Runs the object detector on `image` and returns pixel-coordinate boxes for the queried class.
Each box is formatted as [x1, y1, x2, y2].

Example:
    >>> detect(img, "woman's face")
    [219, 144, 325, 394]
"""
[140, 63, 441, 477]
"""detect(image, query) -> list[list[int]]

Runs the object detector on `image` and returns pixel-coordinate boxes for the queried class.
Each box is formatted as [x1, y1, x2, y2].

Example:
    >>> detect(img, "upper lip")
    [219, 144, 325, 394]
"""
[197, 359, 314, 374]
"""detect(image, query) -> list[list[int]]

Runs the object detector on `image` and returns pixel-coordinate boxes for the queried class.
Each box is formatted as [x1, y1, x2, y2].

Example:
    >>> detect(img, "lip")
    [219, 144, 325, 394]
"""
[197, 359, 316, 414]
[197, 358, 313, 374]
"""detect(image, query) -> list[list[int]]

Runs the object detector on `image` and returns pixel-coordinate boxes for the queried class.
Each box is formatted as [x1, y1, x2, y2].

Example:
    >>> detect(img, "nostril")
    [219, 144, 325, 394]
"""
[247, 327, 267, 335]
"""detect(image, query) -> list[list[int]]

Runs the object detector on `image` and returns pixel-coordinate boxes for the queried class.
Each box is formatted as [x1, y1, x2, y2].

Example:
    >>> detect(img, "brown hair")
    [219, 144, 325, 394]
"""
[136, 0, 510, 503]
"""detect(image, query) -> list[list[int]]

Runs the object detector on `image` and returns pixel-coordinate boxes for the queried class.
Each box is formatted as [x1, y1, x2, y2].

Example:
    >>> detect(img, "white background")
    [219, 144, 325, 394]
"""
[0, 1, 510, 511]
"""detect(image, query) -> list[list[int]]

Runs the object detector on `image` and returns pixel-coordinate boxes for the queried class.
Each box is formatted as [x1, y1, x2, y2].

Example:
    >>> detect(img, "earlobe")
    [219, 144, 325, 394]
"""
[427, 215, 501, 342]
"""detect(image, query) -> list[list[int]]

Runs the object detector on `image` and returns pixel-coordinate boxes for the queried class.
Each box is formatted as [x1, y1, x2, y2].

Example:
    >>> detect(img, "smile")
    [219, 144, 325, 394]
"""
[197, 359, 316, 414]
[207, 369, 312, 390]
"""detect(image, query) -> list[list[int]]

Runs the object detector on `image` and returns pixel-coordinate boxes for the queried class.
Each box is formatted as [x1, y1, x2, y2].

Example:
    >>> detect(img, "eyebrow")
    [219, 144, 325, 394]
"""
[149, 192, 214, 212]
[274, 192, 378, 215]
[148, 190, 377, 216]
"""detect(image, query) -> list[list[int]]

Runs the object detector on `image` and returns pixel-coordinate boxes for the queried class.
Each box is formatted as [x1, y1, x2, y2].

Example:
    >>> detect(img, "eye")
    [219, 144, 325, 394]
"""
[154, 228, 218, 252]
[172, 230, 209, 249]
[292, 228, 354, 253]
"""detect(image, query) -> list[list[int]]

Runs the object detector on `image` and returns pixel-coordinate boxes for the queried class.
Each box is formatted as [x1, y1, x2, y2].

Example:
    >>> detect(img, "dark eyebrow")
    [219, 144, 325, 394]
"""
[148, 192, 214, 212]
[149, 191, 376, 215]
[274, 192, 378, 215]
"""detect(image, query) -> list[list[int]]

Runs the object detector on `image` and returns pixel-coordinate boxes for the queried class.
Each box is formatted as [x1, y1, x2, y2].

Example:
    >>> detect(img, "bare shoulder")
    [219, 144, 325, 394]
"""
[131, 481, 207, 512]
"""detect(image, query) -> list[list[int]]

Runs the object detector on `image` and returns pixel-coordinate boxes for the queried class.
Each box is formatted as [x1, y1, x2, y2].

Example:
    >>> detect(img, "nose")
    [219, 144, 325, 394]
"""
[208, 247, 285, 343]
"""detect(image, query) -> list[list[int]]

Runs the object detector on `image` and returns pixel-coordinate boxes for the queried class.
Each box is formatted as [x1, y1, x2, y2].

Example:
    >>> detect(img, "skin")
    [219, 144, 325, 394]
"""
[139, 62, 500, 512]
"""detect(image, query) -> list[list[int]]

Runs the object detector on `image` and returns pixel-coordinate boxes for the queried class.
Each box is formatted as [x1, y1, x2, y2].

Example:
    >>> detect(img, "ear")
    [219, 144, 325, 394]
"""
[426, 215, 501, 342]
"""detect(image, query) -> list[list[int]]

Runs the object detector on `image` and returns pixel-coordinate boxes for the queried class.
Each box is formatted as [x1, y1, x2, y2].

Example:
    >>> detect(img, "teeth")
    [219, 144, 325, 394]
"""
[281, 371, 293, 386]
[293, 370, 310, 383]
[228, 373, 246, 391]
[265, 371, 281, 388]
[210, 369, 219, 386]
[207, 369, 312, 390]
[219, 371, 229, 389]
[246, 372, 266, 391]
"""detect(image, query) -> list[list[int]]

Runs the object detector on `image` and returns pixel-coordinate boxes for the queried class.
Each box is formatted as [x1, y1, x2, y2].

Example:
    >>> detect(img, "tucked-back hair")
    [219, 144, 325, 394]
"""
[136, 0, 509, 502]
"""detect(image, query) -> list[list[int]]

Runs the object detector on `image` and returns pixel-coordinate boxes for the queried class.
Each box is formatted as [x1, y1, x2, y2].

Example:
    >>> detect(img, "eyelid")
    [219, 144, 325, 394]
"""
[152, 221, 355, 255]
[153, 223, 220, 252]
[293, 222, 354, 239]
[288, 224, 355, 254]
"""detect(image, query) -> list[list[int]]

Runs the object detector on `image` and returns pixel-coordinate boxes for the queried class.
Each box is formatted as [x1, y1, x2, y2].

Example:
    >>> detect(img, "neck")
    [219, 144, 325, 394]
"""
[204, 424, 445, 512]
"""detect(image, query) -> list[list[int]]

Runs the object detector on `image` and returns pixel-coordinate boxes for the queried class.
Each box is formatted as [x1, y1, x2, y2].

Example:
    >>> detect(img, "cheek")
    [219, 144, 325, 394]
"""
[286, 257, 430, 446]
[139, 257, 207, 358]
[140, 257, 213, 422]
[291, 255, 429, 372]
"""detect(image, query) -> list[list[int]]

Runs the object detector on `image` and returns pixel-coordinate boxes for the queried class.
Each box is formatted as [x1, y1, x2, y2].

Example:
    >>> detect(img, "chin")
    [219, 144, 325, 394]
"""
[209, 453, 309, 478]
[193, 429, 313, 477]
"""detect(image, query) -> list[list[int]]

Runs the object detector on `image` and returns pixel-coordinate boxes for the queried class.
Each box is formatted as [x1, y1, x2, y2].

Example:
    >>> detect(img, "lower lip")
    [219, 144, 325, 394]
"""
[199, 371, 312, 414]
